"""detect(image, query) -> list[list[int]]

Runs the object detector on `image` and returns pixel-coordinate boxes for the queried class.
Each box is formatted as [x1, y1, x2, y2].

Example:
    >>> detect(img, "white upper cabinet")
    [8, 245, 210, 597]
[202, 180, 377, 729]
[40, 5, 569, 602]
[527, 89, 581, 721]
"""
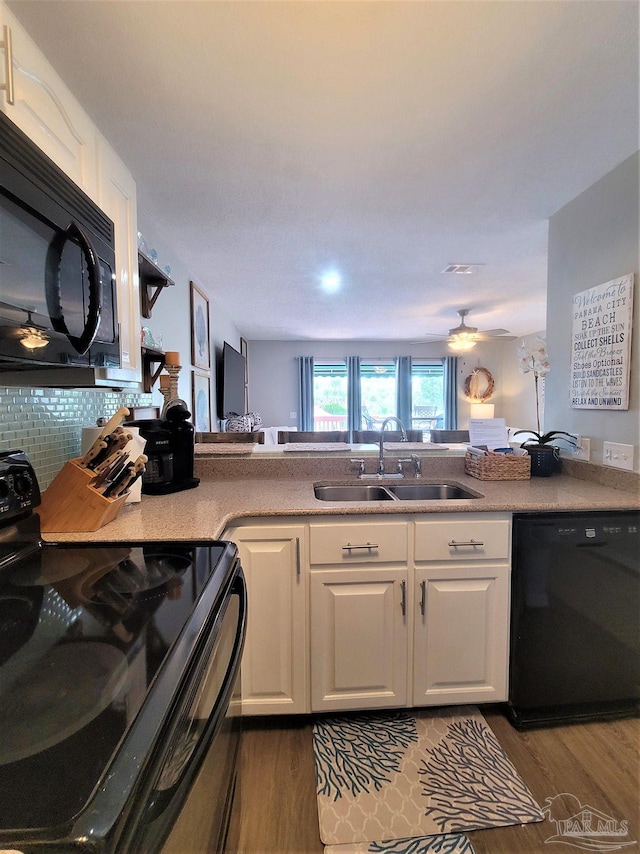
[97, 138, 141, 383]
[0, 3, 98, 200]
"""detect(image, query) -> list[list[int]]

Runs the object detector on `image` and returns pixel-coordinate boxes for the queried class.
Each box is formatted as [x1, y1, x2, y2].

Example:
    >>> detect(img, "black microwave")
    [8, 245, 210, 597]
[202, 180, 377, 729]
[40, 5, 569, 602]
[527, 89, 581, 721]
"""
[0, 112, 120, 370]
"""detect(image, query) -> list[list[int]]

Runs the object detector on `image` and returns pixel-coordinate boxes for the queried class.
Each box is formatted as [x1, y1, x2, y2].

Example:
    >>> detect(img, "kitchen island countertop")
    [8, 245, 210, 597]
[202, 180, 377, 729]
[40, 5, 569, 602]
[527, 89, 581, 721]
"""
[40, 459, 639, 543]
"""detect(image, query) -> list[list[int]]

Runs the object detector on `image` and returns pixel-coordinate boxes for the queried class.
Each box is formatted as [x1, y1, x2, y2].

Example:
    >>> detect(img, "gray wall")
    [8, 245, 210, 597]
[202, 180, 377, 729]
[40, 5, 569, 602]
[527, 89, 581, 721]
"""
[137, 212, 242, 430]
[545, 152, 640, 471]
[246, 338, 532, 430]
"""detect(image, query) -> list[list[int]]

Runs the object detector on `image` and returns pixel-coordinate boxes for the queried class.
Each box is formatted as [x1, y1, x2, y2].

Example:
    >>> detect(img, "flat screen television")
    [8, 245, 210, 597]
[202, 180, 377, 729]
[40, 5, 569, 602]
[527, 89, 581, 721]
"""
[219, 341, 246, 418]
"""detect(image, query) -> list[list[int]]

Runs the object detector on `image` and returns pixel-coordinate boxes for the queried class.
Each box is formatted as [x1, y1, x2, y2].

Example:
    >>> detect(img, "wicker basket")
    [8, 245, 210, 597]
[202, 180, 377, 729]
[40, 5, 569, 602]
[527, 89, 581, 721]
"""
[464, 451, 531, 481]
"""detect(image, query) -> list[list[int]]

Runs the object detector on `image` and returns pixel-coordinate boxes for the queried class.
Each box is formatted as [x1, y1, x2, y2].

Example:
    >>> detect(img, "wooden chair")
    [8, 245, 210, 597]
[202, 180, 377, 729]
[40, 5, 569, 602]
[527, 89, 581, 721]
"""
[277, 430, 349, 443]
[428, 429, 470, 443]
[195, 431, 264, 443]
[353, 430, 424, 443]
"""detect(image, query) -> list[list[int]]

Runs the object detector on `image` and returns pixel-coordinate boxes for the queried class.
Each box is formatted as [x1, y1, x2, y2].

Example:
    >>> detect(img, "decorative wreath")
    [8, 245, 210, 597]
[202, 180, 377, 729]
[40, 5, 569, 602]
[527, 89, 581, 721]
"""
[464, 367, 495, 401]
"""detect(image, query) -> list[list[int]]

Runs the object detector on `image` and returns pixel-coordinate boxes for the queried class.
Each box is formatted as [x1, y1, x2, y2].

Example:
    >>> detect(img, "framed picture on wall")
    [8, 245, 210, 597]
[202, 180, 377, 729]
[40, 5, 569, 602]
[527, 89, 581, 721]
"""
[190, 281, 210, 370]
[240, 336, 248, 412]
[192, 370, 211, 433]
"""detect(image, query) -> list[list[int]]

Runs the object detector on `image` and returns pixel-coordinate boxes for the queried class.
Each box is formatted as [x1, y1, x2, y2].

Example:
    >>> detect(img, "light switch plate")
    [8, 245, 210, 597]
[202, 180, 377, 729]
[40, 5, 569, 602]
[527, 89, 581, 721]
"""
[603, 441, 634, 471]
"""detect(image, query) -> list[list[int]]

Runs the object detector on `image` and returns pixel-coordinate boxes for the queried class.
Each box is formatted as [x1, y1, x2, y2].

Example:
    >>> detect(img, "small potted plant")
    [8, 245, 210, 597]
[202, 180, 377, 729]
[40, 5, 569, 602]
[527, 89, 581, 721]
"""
[513, 339, 577, 476]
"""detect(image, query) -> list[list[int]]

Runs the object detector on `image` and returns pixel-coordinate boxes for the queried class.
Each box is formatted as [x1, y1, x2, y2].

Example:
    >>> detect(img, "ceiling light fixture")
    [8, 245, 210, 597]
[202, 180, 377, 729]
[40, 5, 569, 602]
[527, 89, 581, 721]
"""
[320, 271, 342, 293]
[448, 335, 477, 352]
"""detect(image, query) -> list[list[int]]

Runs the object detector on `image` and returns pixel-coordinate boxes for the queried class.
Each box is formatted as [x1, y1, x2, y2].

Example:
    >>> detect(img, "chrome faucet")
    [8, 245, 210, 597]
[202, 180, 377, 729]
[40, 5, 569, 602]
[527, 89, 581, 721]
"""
[377, 416, 407, 476]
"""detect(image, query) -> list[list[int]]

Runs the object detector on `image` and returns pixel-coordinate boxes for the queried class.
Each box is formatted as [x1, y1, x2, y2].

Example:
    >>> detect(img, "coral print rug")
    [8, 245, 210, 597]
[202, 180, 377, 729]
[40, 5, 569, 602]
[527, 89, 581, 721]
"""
[313, 706, 543, 853]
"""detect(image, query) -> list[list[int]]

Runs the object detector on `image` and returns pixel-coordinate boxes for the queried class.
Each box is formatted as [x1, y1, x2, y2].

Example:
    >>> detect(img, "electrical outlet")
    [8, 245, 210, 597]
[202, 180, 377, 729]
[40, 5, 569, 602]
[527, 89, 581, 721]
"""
[289, 411, 297, 420]
[603, 442, 634, 471]
[573, 436, 591, 461]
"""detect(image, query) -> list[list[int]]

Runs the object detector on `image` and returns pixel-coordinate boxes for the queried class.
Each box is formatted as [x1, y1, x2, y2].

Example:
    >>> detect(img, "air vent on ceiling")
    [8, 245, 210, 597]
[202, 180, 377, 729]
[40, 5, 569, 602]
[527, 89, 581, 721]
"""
[442, 263, 485, 274]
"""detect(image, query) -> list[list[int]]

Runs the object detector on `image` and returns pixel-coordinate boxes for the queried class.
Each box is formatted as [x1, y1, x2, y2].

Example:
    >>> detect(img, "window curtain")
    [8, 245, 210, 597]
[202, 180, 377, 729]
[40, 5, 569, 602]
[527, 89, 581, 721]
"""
[395, 356, 412, 427]
[346, 356, 361, 439]
[443, 355, 458, 429]
[297, 356, 314, 430]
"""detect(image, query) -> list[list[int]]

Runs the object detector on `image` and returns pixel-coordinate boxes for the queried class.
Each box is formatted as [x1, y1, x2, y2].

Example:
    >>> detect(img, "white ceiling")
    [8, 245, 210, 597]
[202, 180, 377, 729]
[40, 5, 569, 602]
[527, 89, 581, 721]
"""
[8, 0, 639, 342]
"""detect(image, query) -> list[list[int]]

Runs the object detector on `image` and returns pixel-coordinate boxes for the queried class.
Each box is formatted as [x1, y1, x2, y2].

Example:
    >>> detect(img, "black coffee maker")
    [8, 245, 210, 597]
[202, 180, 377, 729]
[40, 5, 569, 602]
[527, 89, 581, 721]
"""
[127, 404, 200, 495]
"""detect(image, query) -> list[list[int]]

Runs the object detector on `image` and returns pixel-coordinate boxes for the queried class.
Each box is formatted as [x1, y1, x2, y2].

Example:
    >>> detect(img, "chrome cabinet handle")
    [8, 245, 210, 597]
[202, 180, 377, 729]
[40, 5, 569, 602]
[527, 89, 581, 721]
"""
[342, 542, 379, 551]
[400, 580, 406, 616]
[448, 539, 484, 548]
[1, 26, 14, 106]
[419, 579, 426, 615]
[295, 537, 301, 577]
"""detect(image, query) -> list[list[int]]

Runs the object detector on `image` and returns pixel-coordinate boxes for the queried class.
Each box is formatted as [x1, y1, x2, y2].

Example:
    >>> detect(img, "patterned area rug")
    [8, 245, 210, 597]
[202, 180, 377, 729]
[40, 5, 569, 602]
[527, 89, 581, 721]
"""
[313, 706, 543, 849]
[324, 834, 475, 853]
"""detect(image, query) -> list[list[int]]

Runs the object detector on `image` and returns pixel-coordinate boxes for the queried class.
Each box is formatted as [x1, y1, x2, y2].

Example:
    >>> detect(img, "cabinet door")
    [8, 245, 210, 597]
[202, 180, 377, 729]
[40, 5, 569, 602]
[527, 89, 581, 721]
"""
[310, 567, 408, 712]
[97, 138, 141, 383]
[229, 525, 308, 715]
[0, 4, 98, 198]
[413, 564, 509, 706]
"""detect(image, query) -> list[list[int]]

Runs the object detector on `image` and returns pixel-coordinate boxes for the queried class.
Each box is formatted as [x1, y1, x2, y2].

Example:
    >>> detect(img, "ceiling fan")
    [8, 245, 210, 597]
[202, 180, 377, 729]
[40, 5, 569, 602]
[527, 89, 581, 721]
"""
[412, 309, 516, 351]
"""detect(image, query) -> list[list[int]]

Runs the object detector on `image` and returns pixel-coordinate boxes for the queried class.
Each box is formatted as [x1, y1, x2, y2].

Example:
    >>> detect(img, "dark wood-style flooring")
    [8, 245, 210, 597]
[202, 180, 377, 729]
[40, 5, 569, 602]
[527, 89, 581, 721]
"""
[233, 707, 640, 854]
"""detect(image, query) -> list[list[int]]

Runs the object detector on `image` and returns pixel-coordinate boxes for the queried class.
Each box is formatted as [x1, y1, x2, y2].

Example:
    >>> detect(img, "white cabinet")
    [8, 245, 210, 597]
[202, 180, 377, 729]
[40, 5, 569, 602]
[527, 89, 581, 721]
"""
[96, 138, 141, 383]
[0, 2, 98, 199]
[412, 513, 511, 705]
[309, 518, 409, 712]
[227, 512, 512, 717]
[309, 518, 408, 565]
[310, 567, 408, 711]
[225, 523, 308, 715]
[413, 565, 510, 705]
[309, 513, 511, 712]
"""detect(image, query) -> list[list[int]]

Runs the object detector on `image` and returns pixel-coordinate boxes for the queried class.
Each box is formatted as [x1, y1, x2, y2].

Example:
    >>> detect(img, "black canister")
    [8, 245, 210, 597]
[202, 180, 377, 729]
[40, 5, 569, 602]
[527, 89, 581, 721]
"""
[166, 404, 200, 491]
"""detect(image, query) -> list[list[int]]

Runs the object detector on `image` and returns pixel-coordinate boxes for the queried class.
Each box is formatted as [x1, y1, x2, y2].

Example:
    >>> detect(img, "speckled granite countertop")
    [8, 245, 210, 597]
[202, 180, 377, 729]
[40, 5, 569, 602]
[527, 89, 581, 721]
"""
[41, 454, 639, 544]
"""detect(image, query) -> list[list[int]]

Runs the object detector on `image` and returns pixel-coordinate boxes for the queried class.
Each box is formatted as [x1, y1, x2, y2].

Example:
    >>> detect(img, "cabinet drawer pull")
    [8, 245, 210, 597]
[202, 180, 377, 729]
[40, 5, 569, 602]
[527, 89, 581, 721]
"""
[1, 26, 14, 106]
[295, 537, 301, 577]
[448, 538, 484, 548]
[400, 579, 406, 616]
[419, 579, 426, 615]
[342, 542, 379, 552]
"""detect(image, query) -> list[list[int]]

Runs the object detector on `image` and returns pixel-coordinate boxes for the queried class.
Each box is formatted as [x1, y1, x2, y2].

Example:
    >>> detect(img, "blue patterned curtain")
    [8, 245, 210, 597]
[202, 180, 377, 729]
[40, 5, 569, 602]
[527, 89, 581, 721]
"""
[443, 356, 458, 429]
[346, 356, 361, 439]
[297, 356, 314, 430]
[395, 356, 412, 428]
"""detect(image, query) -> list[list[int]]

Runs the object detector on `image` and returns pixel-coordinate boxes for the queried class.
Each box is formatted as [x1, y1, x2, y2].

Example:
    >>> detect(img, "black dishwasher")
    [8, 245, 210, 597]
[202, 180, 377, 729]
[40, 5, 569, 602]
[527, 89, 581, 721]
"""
[509, 510, 639, 728]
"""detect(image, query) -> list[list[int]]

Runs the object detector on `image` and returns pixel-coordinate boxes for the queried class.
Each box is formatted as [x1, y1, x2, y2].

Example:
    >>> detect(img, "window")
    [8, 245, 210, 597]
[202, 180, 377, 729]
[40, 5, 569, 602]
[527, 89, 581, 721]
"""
[313, 361, 348, 430]
[360, 360, 396, 429]
[411, 360, 444, 431]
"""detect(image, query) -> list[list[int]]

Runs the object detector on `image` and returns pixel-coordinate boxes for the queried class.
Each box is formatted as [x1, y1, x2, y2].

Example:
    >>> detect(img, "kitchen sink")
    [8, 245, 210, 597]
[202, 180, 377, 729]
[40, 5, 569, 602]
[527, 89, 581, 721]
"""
[387, 483, 480, 500]
[313, 484, 396, 501]
[314, 482, 481, 501]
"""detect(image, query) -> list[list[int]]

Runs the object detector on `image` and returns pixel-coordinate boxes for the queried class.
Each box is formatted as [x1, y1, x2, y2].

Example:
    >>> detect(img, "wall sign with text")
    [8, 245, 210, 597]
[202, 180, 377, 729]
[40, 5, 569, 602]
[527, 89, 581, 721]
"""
[570, 274, 634, 410]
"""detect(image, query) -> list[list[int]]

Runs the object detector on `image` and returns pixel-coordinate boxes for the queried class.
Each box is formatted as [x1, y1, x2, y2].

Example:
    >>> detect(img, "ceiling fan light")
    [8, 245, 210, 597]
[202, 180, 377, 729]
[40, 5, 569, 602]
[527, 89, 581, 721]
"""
[448, 338, 476, 352]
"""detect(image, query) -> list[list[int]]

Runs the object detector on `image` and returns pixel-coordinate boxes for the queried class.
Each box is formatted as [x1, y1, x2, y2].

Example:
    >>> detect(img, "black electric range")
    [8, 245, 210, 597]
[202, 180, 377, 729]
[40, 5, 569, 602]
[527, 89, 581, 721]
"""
[0, 450, 246, 853]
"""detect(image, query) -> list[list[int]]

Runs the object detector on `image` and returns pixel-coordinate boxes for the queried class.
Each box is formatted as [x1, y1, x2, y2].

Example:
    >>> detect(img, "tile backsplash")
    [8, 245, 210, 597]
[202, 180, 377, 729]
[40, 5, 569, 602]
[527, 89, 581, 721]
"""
[0, 386, 153, 489]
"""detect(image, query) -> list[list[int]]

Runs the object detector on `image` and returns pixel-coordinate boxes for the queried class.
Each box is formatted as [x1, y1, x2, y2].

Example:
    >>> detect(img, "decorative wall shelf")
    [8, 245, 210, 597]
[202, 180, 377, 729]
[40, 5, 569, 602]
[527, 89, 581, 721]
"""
[141, 346, 166, 393]
[139, 250, 175, 318]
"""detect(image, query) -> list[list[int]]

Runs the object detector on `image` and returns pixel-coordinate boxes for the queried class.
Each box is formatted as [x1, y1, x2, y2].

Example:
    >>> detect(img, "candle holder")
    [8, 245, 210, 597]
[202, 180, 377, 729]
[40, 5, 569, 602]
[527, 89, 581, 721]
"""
[160, 363, 182, 418]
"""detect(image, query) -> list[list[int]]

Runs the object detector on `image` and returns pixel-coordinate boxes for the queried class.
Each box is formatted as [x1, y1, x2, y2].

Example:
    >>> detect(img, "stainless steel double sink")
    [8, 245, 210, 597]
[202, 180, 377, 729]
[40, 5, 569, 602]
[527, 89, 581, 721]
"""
[314, 482, 482, 502]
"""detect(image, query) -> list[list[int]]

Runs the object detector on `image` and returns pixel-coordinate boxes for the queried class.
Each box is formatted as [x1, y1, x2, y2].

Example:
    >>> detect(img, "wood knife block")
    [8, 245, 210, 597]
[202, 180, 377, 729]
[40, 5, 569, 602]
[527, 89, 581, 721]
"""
[38, 458, 128, 533]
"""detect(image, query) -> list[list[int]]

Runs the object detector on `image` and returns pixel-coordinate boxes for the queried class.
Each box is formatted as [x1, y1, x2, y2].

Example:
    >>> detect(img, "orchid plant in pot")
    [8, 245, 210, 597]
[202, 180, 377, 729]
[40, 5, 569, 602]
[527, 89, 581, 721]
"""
[513, 338, 577, 476]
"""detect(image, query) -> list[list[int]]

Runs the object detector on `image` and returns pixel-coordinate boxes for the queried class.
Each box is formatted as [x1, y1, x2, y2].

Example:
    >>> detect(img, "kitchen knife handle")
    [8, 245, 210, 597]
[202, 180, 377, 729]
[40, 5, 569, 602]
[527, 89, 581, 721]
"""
[99, 407, 130, 439]
[80, 438, 108, 468]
